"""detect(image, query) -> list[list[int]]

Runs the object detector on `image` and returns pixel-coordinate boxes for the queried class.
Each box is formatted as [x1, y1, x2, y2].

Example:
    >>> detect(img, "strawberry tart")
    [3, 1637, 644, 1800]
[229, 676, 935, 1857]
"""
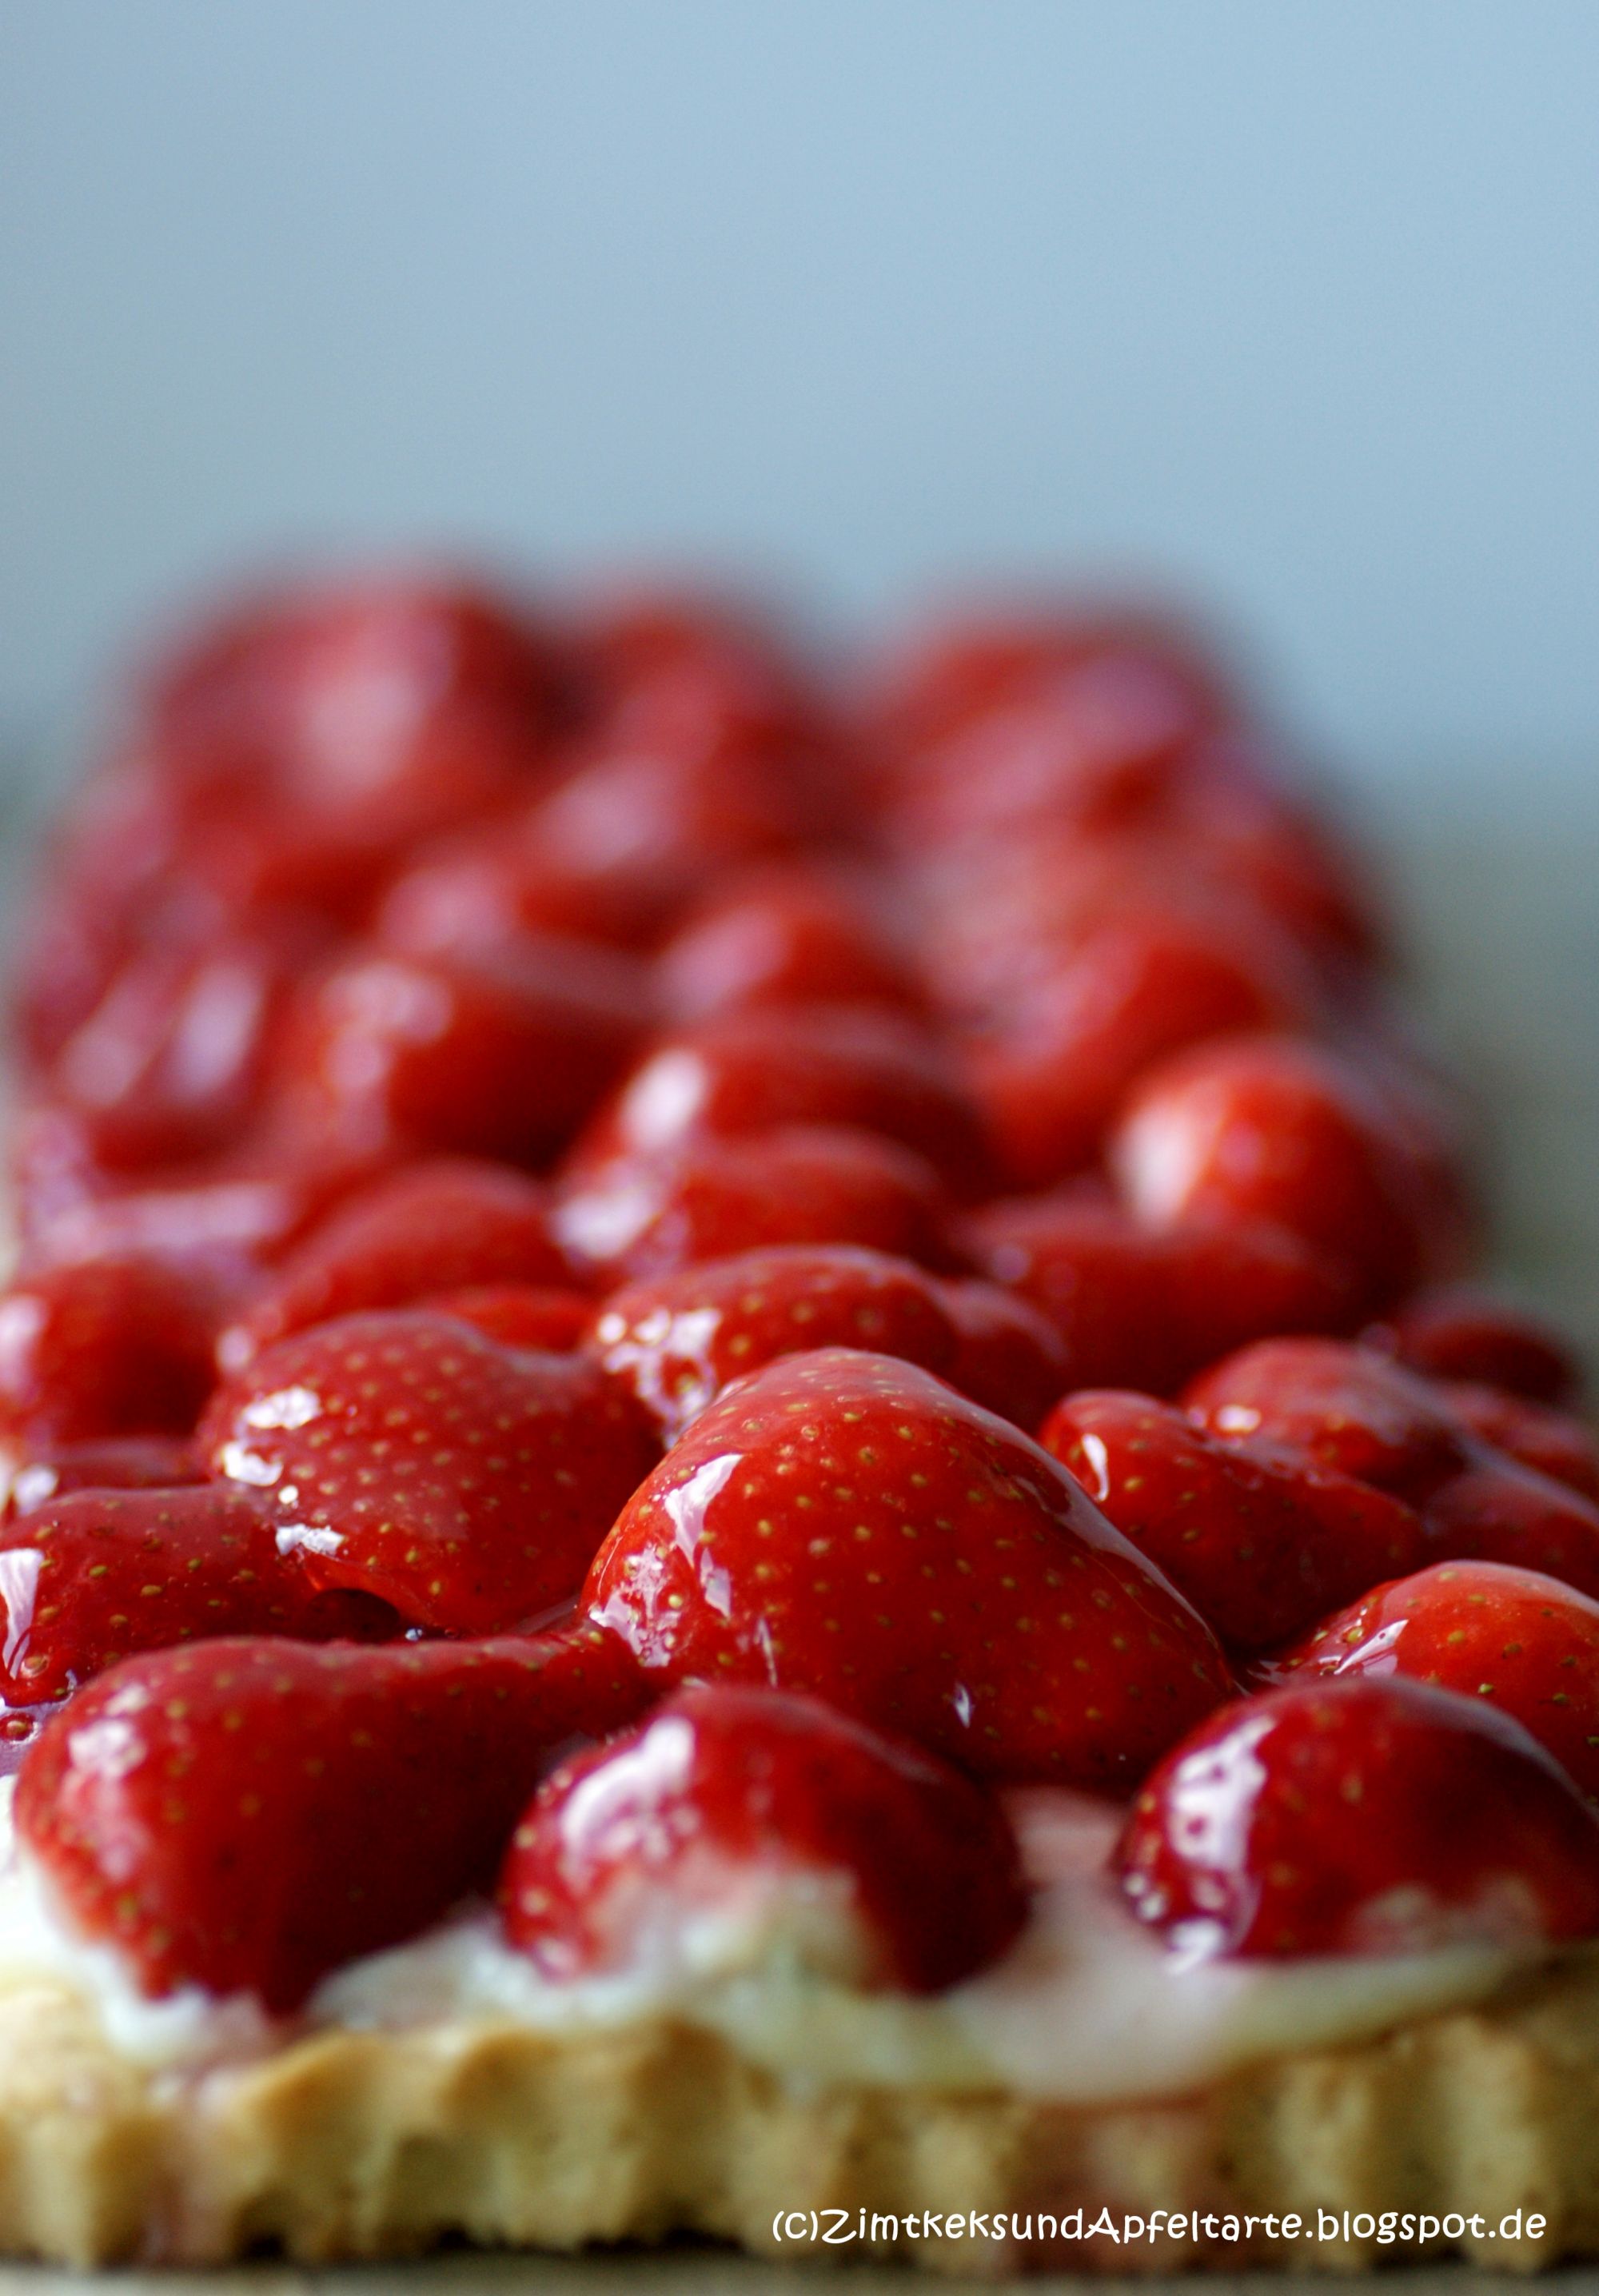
[0, 574, 1593, 2272]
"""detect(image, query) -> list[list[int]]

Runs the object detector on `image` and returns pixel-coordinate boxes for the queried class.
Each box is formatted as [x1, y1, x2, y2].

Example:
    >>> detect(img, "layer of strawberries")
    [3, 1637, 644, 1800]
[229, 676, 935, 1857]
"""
[2, 573, 1597, 2022]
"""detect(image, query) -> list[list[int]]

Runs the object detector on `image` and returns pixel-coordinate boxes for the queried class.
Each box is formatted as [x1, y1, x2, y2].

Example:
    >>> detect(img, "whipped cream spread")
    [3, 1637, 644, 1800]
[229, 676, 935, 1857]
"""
[0, 1779, 1540, 2104]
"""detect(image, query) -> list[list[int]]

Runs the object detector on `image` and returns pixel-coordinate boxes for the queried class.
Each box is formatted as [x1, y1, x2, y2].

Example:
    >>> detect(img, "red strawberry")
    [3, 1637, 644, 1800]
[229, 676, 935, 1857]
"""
[553, 1124, 955, 1285]
[3, 1434, 201, 1519]
[1363, 1285, 1581, 1405]
[1441, 1385, 1599, 1504]
[1039, 1391, 1425, 1650]
[201, 1309, 661, 1632]
[1258, 1561, 1599, 1799]
[572, 1006, 991, 1197]
[216, 1158, 576, 1370]
[1418, 1459, 1599, 1602]
[935, 1278, 1067, 1433]
[0, 1485, 396, 1704]
[279, 943, 648, 1167]
[425, 1286, 593, 1353]
[1112, 1032, 1470, 1309]
[14, 1625, 648, 2010]
[656, 866, 923, 1022]
[1117, 1677, 1599, 1958]
[500, 1684, 1027, 1993]
[962, 1194, 1358, 1397]
[965, 908, 1322, 1187]
[0, 1252, 230, 1448]
[592, 1246, 960, 1441]
[1184, 1338, 1470, 1501]
[583, 1348, 1232, 1788]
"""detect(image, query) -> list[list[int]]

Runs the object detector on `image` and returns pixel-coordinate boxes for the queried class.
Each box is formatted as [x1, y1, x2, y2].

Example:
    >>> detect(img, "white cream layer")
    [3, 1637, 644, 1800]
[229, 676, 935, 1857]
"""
[0, 1781, 1539, 2105]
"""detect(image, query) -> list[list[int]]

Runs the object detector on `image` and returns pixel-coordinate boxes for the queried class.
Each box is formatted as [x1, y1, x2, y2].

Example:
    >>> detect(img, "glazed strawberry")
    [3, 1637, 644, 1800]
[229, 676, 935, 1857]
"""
[584, 1348, 1232, 1788]
[592, 1246, 961, 1441]
[1441, 1385, 1599, 1503]
[1184, 1338, 1470, 1501]
[1039, 1391, 1425, 1649]
[1117, 1677, 1599, 1957]
[572, 1006, 990, 1197]
[0, 1251, 230, 1448]
[216, 1158, 576, 1370]
[14, 1626, 648, 2010]
[1363, 1286, 1582, 1405]
[1259, 1561, 1599, 1798]
[1418, 1460, 1599, 1603]
[202, 1309, 661, 1632]
[935, 1278, 1067, 1433]
[1112, 1032, 1469, 1309]
[962, 1194, 1358, 1396]
[964, 908, 1322, 1187]
[3, 1434, 200, 1519]
[426, 1286, 593, 1353]
[656, 866, 923, 1022]
[502, 1684, 1026, 1991]
[0, 1485, 396, 1704]
[553, 1125, 954, 1284]
[281, 943, 648, 1167]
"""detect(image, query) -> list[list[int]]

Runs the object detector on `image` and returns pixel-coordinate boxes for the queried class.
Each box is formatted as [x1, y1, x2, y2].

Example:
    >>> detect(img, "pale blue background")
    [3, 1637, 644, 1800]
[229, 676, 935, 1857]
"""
[3, 0, 1599, 787]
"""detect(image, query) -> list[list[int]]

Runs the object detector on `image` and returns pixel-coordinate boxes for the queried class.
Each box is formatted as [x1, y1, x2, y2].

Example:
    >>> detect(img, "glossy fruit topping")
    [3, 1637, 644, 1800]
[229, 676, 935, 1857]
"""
[1363, 1286, 1582, 1405]
[202, 1309, 660, 1632]
[0, 1252, 231, 1448]
[1040, 1391, 1425, 1650]
[1117, 1676, 1599, 1958]
[584, 1347, 1232, 1788]
[14, 1626, 648, 2010]
[501, 1684, 1027, 1992]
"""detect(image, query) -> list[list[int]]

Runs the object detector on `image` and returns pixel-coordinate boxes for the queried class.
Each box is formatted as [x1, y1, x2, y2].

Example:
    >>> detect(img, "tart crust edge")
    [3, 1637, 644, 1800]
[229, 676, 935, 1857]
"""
[0, 1958, 1597, 2274]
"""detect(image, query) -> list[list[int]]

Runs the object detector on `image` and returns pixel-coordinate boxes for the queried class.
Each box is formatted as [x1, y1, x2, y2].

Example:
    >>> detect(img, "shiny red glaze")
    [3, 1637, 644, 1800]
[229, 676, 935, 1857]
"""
[1441, 1385, 1599, 1503]
[655, 866, 923, 1022]
[279, 943, 648, 1166]
[2, 1434, 201, 1519]
[216, 1158, 575, 1370]
[201, 1309, 661, 1633]
[426, 1286, 594, 1353]
[553, 1125, 955, 1286]
[1364, 1286, 1582, 1405]
[0, 1253, 231, 1447]
[584, 1347, 1231, 1789]
[966, 911, 1325, 1187]
[1113, 1032, 1469, 1310]
[1040, 1391, 1426, 1651]
[1117, 1677, 1599, 1958]
[1184, 1339, 1471, 1501]
[962, 1196, 1359, 1397]
[15, 1625, 649, 2010]
[572, 1006, 990, 1198]
[591, 1246, 963, 1441]
[1258, 1561, 1599, 1799]
[0, 1484, 398, 1704]
[934, 1278, 1068, 1434]
[501, 1684, 1027, 1993]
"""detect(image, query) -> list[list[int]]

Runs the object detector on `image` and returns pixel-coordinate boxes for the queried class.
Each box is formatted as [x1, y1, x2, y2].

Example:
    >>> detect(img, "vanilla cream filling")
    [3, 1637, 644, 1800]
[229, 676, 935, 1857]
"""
[0, 1780, 1543, 2104]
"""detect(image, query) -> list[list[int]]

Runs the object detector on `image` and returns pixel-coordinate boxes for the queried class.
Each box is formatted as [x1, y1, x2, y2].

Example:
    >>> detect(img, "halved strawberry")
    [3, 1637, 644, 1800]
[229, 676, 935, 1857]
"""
[2, 1434, 201, 1519]
[1258, 1561, 1599, 1798]
[500, 1684, 1026, 1992]
[1117, 1676, 1599, 1957]
[655, 865, 923, 1022]
[553, 1125, 954, 1285]
[201, 1309, 661, 1632]
[935, 1277, 1067, 1433]
[425, 1286, 592, 1353]
[584, 1348, 1232, 1788]
[216, 1157, 576, 1369]
[1363, 1285, 1582, 1405]
[1040, 1390, 1424, 1649]
[1184, 1338, 1470, 1501]
[14, 1625, 647, 2009]
[0, 1251, 232, 1448]
[0, 1484, 397, 1703]
[1441, 1385, 1599, 1503]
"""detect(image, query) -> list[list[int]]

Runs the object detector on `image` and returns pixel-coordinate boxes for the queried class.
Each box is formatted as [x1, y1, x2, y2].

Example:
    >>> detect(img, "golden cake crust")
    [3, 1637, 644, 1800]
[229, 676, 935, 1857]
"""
[2, 1957, 1599, 2274]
